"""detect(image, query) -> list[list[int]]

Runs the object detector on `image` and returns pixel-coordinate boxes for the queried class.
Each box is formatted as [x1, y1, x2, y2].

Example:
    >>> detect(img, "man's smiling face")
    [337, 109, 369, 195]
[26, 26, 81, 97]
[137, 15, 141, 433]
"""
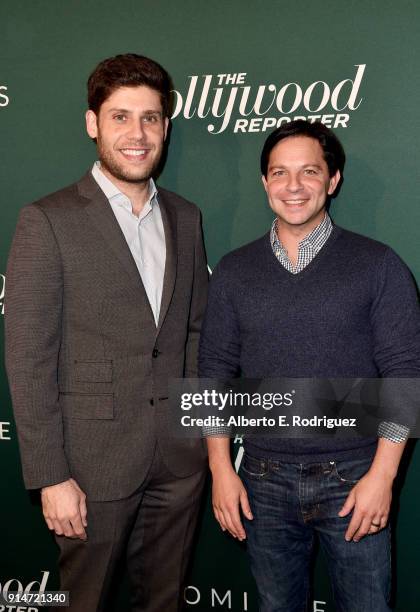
[262, 135, 340, 234]
[86, 85, 168, 186]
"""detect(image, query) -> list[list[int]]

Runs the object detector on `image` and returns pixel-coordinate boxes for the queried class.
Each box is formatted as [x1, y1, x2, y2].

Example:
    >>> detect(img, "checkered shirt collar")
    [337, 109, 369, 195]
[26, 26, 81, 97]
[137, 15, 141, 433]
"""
[270, 213, 333, 274]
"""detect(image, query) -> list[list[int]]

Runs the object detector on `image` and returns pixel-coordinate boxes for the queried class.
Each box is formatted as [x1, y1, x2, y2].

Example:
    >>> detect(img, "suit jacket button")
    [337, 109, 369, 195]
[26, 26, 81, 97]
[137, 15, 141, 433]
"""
[152, 348, 159, 358]
[149, 399, 154, 406]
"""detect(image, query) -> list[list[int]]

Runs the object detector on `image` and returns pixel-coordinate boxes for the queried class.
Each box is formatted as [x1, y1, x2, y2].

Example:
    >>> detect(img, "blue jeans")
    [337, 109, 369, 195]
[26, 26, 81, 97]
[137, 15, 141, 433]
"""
[240, 453, 391, 612]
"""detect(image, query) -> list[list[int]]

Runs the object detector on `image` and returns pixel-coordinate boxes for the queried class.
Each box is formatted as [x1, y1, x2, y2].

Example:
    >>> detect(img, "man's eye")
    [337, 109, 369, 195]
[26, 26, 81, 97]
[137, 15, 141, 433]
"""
[114, 114, 127, 122]
[143, 114, 159, 123]
[304, 168, 318, 175]
[272, 170, 286, 177]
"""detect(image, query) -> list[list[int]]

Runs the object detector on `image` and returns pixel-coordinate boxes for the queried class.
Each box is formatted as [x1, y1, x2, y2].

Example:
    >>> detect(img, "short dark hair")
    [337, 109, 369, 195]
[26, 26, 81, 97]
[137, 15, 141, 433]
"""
[87, 53, 172, 117]
[260, 120, 345, 178]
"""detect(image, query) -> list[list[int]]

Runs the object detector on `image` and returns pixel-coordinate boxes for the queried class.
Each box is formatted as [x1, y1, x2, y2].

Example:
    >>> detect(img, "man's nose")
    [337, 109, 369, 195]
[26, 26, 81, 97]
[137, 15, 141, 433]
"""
[286, 173, 303, 192]
[128, 118, 146, 140]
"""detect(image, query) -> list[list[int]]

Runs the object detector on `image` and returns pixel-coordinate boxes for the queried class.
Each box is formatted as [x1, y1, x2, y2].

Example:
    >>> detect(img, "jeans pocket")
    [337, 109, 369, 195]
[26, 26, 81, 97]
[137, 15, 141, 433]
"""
[240, 453, 269, 479]
[331, 457, 371, 485]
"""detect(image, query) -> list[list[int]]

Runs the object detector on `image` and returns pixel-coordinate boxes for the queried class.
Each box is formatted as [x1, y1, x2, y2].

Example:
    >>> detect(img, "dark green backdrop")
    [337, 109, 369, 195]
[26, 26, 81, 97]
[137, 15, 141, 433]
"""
[1, 1, 419, 610]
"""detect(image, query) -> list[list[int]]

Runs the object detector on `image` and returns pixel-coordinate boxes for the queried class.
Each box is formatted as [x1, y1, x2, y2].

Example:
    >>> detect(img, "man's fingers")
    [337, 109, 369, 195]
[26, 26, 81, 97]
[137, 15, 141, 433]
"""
[239, 489, 253, 520]
[338, 490, 356, 517]
[70, 513, 87, 540]
[380, 516, 388, 529]
[46, 509, 87, 540]
[44, 517, 54, 531]
[219, 509, 237, 538]
[368, 515, 387, 534]
[51, 518, 65, 536]
[55, 515, 86, 540]
[62, 519, 77, 538]
[214, 502, 245, 539]
[345, 510, 362, 541]
[225, 505, 246, 540]
[346, 510, 389, 541]
[213, 507, 226, 532]
[218, 505, 244, 540]
[352, 516, 372, 542]
[79, 496, 88, 527]
[51, 517, 78, 538]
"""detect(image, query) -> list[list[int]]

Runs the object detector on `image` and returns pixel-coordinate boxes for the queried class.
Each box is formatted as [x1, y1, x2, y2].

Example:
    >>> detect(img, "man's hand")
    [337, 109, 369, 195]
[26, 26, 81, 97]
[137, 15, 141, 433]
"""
[211, 467, 253, 541]
[338, 437, 407, 542]
[338, 469, 393, 542]
[41, 478, 88, 540]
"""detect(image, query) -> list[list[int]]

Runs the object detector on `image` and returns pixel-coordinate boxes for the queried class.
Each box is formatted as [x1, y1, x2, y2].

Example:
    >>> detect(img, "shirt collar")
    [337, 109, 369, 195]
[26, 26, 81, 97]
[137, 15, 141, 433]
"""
[91, 161, 158, 208]
[270, 213, 332, 252]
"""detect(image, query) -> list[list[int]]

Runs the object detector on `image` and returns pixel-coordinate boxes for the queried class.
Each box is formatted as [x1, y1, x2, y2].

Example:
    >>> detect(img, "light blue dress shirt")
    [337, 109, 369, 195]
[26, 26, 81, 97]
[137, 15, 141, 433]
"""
[91, 162, 166, 326]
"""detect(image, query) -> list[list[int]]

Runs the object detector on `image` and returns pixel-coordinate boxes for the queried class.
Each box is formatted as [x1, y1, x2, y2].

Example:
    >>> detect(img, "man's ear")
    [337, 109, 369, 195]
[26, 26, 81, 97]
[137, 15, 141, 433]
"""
[261, 174, 268, 193]
[163, 117, 169, 141]
[85, 110, 98, 140]
[328, 170, 341, 196]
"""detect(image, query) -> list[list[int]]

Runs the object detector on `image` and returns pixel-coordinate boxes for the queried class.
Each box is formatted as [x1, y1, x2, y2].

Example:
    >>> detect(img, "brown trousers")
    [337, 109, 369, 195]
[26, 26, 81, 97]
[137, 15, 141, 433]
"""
[53, 445, 206, 612]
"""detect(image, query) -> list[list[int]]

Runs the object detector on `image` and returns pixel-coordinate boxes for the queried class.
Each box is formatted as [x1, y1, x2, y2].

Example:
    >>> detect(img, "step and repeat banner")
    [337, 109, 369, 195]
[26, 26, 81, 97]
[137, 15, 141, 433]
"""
[1, 1, 419, 610]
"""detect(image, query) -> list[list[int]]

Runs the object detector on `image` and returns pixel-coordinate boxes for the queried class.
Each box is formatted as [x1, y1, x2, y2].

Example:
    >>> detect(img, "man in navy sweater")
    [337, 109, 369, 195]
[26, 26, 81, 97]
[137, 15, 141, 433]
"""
[199, 120, 420, 612]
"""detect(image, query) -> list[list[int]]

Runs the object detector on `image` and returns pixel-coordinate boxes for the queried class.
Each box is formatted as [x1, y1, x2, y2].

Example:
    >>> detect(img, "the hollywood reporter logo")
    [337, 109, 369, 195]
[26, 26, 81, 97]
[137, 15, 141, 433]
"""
[172, 64, 366, 134]
[0, 85, 9, 107]
[0, 571, 49, 611]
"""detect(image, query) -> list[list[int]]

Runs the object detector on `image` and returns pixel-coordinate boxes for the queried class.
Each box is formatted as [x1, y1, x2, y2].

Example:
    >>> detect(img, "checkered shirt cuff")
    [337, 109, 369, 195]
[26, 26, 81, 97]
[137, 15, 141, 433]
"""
[378, 421, 410, 443]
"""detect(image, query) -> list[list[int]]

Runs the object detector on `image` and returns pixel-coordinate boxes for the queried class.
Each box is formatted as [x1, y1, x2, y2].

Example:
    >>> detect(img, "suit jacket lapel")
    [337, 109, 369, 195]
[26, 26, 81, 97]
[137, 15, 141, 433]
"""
[77, 173, 156, 324]
[157, 189, 178, 335]
[78, 173, 142, 287]
[77, 172, 178, 333]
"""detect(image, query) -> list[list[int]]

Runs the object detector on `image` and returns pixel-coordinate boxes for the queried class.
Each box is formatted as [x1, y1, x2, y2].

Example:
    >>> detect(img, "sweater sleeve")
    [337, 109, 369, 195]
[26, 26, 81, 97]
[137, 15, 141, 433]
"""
[198, 258, 242, 437]
[371, 247, 420, 432]
[198, 258, 241, 379]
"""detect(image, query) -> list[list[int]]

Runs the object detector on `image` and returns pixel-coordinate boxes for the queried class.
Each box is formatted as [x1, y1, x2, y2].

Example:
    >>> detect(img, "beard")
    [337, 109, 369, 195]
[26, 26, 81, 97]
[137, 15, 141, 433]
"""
[97, 137, 163, 184]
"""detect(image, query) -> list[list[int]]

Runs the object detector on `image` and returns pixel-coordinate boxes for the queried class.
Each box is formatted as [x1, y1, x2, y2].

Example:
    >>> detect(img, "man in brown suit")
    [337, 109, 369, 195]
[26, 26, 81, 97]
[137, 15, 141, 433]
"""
[5, 54, 208, 611]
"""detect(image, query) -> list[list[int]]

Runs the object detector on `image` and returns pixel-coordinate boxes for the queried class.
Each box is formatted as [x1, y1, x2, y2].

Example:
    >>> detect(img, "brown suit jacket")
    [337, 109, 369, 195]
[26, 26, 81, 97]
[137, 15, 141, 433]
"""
[5, 172, 208, 501]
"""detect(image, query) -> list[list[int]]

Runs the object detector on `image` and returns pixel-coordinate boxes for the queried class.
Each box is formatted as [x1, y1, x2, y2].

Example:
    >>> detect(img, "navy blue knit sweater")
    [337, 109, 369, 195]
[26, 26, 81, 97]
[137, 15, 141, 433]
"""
[198, 226, 420, 462]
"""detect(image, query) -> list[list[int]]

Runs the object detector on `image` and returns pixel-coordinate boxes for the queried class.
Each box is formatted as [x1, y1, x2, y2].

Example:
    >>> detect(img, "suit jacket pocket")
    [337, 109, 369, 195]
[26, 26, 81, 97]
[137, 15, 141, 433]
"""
[60, 392, 114, 419]
[73, 360, 113, 383]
